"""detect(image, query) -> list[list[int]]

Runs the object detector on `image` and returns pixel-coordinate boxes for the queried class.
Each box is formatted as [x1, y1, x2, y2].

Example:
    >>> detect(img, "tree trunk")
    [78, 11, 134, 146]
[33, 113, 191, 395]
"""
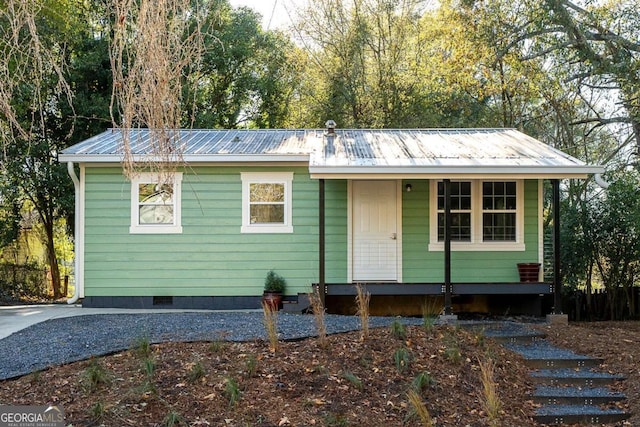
[43, 219, 62, 299]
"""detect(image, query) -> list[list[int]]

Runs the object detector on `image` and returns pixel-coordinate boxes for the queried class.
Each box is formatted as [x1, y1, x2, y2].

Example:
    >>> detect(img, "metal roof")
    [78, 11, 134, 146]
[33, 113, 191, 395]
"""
[59, 128, 603, 177]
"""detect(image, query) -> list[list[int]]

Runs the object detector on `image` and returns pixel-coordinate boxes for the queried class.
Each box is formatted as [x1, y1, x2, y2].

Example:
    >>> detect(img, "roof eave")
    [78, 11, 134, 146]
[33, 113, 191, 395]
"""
[58, 154, 311, 163]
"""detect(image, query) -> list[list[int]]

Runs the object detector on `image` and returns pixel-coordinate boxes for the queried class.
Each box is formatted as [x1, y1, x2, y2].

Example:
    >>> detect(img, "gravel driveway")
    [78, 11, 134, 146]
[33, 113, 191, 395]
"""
[0, 312, 424, 380]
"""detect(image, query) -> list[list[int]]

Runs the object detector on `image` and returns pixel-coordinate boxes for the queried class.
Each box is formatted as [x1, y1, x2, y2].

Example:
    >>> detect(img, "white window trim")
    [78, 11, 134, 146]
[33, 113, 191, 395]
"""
[130, 172, 183, 234]
[428, 179, 525, 252]
[241, 172, 293, 234]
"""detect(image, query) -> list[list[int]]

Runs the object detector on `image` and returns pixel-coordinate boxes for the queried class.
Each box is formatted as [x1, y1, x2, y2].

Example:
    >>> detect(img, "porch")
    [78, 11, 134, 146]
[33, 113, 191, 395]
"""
[315, 282, 554, 316]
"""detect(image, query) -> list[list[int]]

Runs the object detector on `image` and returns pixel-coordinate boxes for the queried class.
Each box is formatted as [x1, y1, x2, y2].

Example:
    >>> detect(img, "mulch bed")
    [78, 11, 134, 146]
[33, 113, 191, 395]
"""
[0, 324, 537, 426]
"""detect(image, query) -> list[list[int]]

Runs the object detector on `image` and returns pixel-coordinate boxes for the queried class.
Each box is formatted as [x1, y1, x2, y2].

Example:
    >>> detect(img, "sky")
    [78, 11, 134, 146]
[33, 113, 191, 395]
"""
[228, 0, 303, 30]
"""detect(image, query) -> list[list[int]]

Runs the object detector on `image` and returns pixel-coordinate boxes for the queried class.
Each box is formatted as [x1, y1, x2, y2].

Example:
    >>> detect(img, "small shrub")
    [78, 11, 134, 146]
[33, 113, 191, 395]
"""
[323, 412, 349, 427]
[394, 347, 412, 373]
[224, 377, 241, 406]
[411, 371, 436, 393]
[244, 355, 257, 377]
[142, 357, 156, 379]
[407, 389, 434, 427]
[342, 370, 363, 391]
[89, 401, 105, 421]
[209, 337, 226, 353]
[354, 284, 370, 340]
[421, 298, 443, 332]
[264, 270, 286, 293]
[163, 410, 187, 427]
[82, 359, 110, 392]
[262, 301, 279, 353]
[187, 361, 205, 383]
[132, 336, 152, 359]
[390, 320, 407, 340]
[444, 345, 462, 364]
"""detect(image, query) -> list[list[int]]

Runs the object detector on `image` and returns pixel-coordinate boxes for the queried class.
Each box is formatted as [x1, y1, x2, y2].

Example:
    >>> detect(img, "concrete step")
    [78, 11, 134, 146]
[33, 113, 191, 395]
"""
[534, 404, 630, 425]
[533, 385, 626, 406]
[530, 369, 625, 387]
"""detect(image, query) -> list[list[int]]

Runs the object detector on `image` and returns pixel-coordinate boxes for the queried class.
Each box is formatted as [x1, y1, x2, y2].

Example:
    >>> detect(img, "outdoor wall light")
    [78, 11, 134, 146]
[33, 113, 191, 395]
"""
[405, 183, 412, 192]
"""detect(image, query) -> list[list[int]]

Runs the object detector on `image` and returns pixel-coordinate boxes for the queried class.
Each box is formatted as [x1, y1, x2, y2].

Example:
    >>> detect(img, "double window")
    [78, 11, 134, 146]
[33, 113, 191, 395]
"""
[430, 180, 523, 251]
[130, 173, 183, 234]
[241, 172, 293, 233]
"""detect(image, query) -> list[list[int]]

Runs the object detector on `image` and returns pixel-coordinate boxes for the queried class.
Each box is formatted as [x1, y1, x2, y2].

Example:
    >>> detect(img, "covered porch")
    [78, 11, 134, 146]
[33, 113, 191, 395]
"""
[310, 126, 601, 317]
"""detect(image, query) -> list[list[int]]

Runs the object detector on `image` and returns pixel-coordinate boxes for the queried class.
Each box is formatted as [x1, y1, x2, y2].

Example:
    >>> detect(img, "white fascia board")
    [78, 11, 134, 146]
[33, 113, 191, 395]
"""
[309, 164, 604, 179]
[58, 154, 311, 163]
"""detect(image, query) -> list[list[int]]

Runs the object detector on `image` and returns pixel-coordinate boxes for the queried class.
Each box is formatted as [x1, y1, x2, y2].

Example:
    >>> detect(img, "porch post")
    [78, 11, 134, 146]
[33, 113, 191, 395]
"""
[552, 179, 561, 314]
[319, 178, 326, 305]
[444, 179, 452, 315]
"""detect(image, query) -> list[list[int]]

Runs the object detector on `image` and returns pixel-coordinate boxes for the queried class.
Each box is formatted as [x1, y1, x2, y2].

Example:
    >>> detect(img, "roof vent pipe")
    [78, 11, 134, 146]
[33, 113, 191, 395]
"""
[325, 119, 337, 135]
[324, 120, 336, 157]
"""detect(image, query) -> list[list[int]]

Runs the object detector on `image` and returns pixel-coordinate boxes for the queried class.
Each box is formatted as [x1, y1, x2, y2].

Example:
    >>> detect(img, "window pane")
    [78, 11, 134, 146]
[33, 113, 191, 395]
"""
[437, 213, 471, 241]
[482, 181, 516, 211]
[139, 183, 173, 203]
[250, 183, 284, 203]
[140, 205, 174, 224]
[438, 181, 471, 210]
[483, 213, 516, 241]
[250, 204, 285, 224]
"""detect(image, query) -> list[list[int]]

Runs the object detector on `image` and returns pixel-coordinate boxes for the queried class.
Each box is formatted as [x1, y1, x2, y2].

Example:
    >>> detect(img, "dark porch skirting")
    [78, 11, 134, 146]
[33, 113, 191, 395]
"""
[319, 282, 553, 316]
[321, 282, 553, 296]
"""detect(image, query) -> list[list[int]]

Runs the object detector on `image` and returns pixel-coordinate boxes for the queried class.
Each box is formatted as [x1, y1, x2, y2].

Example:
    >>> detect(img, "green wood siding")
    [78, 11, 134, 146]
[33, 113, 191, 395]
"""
[84, 166, 319, 297]
[402, 179, 540, 282]
[83, 169, 541, 298]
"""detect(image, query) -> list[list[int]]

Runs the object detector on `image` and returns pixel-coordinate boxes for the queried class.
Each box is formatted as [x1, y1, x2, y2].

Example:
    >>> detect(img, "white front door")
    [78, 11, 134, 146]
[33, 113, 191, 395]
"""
[352, 180, 398, 281]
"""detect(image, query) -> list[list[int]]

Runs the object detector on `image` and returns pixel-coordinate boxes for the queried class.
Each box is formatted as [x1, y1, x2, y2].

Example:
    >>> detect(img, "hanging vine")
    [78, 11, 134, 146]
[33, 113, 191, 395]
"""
[109, 0, 203, 180]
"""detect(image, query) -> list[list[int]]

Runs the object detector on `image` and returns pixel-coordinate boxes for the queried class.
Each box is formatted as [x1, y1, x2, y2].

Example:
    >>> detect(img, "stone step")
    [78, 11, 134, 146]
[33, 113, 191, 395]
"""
[534, 404, 630, 425]
[530, 369, 625, 387]
[533, 385, 626, 406]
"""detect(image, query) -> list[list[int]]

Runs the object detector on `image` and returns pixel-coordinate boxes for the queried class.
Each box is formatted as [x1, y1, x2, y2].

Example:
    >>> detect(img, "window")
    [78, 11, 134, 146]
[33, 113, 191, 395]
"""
[241, 172, 293, 233]
[429, 180, 524, 251]
[482, 181, 517, 241]
[130, 173, 182, 234]
[437, 181, 472, 242]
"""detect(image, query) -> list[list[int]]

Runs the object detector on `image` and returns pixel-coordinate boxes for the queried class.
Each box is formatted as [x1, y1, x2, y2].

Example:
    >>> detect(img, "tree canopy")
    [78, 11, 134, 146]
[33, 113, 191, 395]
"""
[1, 0, 639, 306]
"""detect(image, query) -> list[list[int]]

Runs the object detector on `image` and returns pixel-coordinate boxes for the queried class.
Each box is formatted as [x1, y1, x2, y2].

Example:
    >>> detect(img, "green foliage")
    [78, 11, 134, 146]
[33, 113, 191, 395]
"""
[82, 359, 111, 392]
[390, 320, 407, 340]
[393, 347, 412, 373]
[132, 336, 152, 359]
[187, 361, 206, 383]
[411, 371, 436, 393]
[163, 410, 187, 427]
[244, 355, 258, 378]
[342, 371, 363, 391]
[190, 3, 300, 129]
[89, 401, 106, 422]
[223, 377, 241, 406]
[264, 270, 286, 293]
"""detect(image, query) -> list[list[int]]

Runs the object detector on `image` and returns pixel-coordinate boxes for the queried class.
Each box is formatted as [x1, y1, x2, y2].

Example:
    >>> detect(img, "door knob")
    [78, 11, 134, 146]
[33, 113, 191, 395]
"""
[391, 233, 397, 240]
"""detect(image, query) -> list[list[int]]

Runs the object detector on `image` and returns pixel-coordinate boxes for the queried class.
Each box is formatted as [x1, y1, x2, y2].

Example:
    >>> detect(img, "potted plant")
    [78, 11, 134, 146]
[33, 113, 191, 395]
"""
[262, 270, 286, 310]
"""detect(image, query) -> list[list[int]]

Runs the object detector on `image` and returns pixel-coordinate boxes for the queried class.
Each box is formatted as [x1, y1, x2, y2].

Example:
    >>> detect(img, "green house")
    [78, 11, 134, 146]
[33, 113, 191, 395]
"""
[59, 126, 602, 315]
